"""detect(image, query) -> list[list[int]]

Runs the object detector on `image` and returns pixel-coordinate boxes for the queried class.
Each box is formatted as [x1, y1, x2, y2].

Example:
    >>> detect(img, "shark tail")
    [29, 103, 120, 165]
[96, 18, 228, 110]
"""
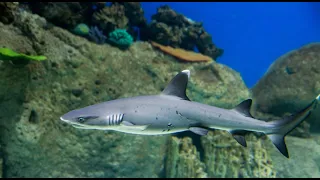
[266, 94, 320, 158]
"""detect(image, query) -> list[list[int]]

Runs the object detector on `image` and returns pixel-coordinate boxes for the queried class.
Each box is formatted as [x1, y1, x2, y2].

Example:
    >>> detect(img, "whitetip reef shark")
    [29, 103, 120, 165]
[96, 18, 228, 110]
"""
[60, 69, 319, 158]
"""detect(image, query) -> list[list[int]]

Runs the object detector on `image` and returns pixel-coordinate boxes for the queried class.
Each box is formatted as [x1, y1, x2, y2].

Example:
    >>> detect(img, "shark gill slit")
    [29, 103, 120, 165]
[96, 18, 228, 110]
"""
[107, 113, 124, 125]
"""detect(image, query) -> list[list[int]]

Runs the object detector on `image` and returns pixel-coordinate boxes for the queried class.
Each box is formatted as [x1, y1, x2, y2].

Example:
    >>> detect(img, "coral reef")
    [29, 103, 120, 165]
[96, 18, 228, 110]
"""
[150, 41, 213, 62]
[141, 5, 224, 60]
[92, 3, 129, 36]
[88, 26, 107, 44]
[251, 43, 320, 137]
[165, 136, 207, 178]
[108, 29, 133, 49]
[118, 2, 147, 28]
[0, 2, 19, 24]
[73, 23, 90, 36]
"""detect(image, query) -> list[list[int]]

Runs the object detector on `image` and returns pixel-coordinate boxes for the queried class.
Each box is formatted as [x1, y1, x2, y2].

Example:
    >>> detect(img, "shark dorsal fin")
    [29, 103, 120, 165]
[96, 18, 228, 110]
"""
[161, 70, 190, 101]
[233, 99, 253, 118]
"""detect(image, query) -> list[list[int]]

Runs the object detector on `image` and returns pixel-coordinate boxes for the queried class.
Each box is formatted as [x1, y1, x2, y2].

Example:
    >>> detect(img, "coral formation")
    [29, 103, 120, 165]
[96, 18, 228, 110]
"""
[150, 41, 213, 62]
[88, 26, 107, 44]
[141, 5, 224, 60]
[108, 29, 133, 49]
[92, 3, 129, 36]
[73, 23, 90, 36]
[0, 2, 19, 24]
[165, 136, 207, 178]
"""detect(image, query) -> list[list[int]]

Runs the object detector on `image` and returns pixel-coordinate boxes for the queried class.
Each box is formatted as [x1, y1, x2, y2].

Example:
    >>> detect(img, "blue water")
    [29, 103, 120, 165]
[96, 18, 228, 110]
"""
[141, 2, 320, 88]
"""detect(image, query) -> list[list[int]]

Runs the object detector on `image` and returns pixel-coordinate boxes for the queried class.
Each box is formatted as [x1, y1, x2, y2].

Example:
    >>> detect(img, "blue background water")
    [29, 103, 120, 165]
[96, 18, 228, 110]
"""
[141, 2, 320, 88]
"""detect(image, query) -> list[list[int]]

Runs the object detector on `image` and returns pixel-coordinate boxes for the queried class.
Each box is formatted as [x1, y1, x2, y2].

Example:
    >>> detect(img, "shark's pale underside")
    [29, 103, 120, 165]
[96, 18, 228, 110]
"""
[60, 69, 319, 158]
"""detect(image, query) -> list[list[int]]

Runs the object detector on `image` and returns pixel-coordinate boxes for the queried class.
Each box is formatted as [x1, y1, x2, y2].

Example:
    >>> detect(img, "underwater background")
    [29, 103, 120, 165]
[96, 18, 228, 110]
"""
[0, 2, 319, 178]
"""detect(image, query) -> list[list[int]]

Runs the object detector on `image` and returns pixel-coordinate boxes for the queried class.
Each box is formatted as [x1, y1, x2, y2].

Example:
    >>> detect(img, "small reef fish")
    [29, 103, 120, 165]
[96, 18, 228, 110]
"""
[60, 69, 319, 158]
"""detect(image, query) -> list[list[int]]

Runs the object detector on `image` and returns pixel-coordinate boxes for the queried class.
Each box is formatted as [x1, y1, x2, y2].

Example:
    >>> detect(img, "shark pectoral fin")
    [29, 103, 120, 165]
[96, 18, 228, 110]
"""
[229, 130, 247, 147]
[122, 121, 135, 126]
[120, 121, 149, 131]
[189, 127, 209, 136]
[232, 99, 253, 118]
[267, 134, 289, 158]
[161, 70, 191, 101]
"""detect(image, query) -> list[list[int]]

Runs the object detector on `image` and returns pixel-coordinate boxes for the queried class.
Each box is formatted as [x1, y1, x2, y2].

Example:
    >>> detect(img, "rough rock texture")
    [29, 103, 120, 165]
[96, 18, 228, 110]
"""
[0, 10, 260, 178]
[92, 3, 128, 35]
[165, 136, 207, 178]
[119, 2, 147, 28]
[141, 5, 223, 60]
[0, 2, 19, 24]
[28, 2, 96, 30]
[251, 43, 320, 137]
[268, 135, 320, 178]
[201, 131, 276, 178]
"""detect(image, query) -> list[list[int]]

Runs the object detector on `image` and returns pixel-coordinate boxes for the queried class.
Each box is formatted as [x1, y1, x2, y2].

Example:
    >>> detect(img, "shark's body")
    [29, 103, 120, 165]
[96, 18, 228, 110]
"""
[60, 70, 319, 158]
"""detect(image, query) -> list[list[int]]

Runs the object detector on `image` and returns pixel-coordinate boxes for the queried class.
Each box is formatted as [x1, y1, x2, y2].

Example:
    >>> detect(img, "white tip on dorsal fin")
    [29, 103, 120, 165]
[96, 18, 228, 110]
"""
[182, 69, 190, 78]
[161, 69, 191, 101]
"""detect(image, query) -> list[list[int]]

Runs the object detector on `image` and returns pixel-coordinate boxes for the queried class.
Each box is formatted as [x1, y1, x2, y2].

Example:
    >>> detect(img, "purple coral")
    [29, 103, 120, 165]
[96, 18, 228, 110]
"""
[88, 26, 107, 44]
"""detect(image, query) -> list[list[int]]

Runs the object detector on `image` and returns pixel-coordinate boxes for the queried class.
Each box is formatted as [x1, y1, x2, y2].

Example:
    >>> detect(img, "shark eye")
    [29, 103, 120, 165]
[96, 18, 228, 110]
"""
[77, 117, 86, 123]
[77, 116, 99, 123]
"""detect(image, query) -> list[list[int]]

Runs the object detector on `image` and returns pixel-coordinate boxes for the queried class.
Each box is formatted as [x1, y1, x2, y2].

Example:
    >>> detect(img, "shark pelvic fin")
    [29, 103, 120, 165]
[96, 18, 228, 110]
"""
[161, 70, 190, 101]
[232, 99, 253, 118]
[229, 130, 247, 147]
[189, 127, 209, 136]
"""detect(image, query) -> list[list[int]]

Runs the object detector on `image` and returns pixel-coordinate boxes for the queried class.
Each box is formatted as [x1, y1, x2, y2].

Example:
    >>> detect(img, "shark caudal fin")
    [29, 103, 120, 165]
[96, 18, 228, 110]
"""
[266, 94, 320, 158]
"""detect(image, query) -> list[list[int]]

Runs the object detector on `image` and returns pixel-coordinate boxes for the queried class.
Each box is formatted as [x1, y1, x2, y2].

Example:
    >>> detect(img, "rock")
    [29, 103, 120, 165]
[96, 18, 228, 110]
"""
[165, 136, 207, 178]
[201, 131, 276, 178]
[0, 2, 19, 24]
[251, 43, 320, 137]
[141, 5, 223, 60]
[28, 2, 95, 30]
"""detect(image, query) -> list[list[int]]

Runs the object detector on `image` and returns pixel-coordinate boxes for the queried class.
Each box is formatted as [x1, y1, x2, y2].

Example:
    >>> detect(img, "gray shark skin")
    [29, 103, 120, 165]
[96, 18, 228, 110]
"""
[60, 69, 319, 158]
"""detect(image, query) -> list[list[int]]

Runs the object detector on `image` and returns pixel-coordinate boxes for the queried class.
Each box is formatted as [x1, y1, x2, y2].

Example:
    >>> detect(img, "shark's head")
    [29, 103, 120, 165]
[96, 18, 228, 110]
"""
[60, 104, 123, 130]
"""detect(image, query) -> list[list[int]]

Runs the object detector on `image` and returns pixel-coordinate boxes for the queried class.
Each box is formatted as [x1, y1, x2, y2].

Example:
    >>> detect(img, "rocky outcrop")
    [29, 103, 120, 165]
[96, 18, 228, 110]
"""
[0, 2, 19, 24]
[201, 131, 275, 178]
[28, 2, 96, 29]
[165, 136, 207, 178]
[141, 5, 224, 60]
[251, 43, 320, 137]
